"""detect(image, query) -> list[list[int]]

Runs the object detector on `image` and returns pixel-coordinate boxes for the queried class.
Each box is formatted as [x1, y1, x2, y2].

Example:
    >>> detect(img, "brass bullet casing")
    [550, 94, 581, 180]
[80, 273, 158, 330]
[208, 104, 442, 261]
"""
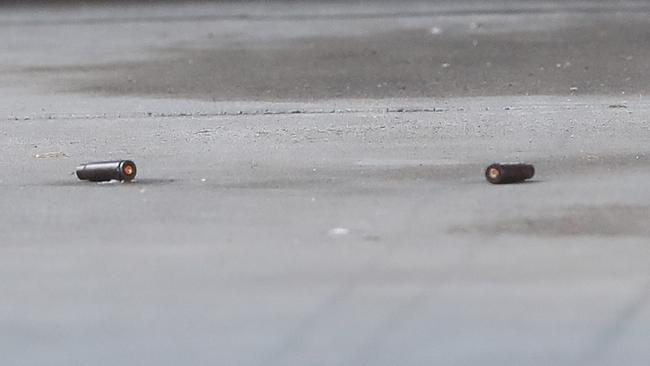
[485, 163, 534, 184]
[76, 160, 137, 182]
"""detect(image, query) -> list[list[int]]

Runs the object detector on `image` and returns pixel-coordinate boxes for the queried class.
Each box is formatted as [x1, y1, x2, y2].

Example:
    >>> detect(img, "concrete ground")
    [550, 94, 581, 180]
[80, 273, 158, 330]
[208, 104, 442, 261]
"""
[1, 1, 650, 365]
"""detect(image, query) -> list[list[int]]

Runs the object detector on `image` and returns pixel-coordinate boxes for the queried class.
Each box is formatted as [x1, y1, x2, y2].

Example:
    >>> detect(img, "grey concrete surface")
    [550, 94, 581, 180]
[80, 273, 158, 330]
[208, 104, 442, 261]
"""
[1, 1, 650, 366]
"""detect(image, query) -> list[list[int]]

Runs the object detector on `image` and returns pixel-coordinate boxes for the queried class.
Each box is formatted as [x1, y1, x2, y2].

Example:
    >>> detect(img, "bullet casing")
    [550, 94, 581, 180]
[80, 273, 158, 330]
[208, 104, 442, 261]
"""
[485, 163, 534, 184]
[76, 160, 137, 182]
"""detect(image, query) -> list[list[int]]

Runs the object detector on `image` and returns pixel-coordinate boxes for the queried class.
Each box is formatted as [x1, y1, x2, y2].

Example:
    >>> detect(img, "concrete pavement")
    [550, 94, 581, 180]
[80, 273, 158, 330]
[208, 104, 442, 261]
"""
[1, 1, 650, 365]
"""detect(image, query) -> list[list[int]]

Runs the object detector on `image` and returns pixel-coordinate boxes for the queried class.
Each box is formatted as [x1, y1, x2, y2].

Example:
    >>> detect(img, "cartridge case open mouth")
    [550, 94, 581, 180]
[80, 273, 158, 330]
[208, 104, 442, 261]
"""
[488, 167, 501, 180]
[120, 161, 137, 180]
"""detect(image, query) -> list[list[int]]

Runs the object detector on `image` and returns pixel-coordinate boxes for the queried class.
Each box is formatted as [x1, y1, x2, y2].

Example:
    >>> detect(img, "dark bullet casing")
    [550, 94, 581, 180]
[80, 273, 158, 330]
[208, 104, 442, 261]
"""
[485, 163, 534, 184]
[76, 160, 137, 182]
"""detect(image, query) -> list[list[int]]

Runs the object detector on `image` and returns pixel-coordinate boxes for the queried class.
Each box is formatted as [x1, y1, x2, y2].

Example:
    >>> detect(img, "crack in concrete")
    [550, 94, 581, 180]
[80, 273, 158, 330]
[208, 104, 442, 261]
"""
[5, 106, 450, 122]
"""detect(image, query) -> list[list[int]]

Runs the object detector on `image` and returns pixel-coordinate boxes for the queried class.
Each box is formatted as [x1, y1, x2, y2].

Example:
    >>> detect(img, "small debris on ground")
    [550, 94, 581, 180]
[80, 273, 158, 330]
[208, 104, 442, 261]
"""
[34, 151, 67, 159]
[328, 227, 350, 237]
[429, 26, 442, 35]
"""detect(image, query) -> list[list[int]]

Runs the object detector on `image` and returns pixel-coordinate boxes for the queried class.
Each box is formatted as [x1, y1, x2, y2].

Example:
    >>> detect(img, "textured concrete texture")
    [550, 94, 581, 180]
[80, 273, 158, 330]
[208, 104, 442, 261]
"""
[1, 1, 650, 366]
